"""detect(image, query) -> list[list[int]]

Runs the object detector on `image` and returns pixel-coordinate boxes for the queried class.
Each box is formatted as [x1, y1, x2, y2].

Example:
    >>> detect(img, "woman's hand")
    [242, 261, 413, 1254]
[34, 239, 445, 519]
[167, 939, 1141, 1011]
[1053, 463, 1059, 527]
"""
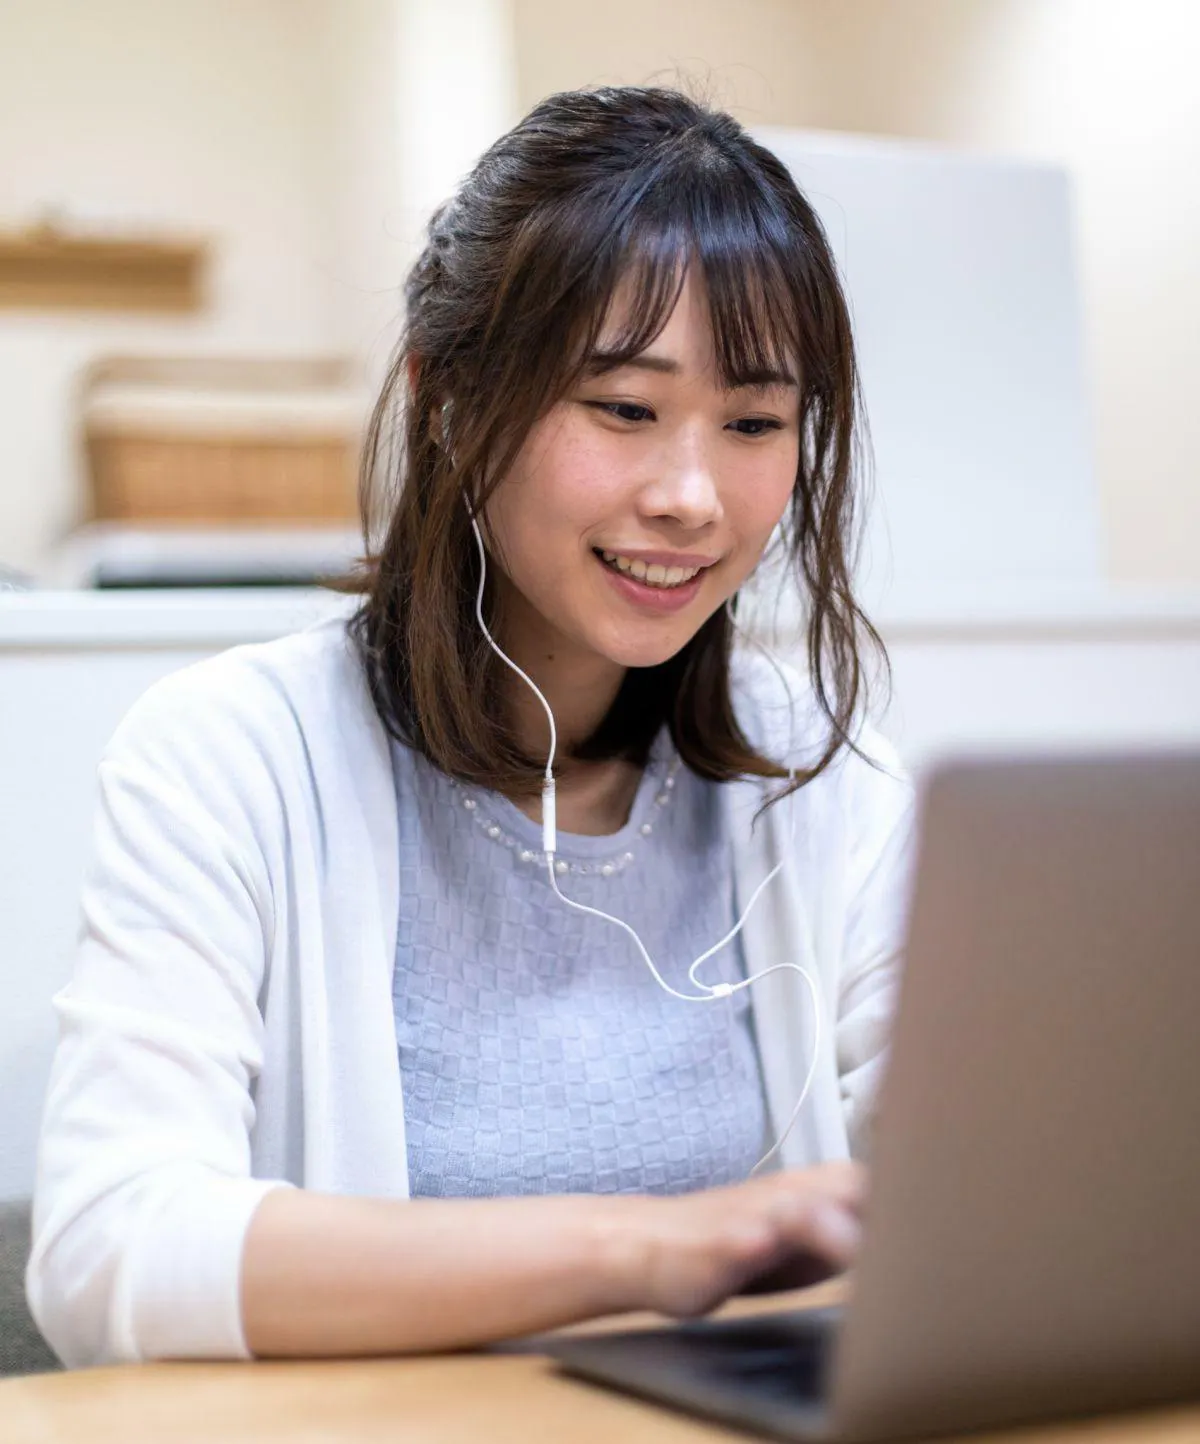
[618, 1161, 864, 1318]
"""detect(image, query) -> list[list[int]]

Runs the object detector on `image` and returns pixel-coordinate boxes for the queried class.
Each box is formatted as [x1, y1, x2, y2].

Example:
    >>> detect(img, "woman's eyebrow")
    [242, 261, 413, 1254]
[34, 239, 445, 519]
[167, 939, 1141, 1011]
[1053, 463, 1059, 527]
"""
[584, 350, 679, 377]
[584, 351, 798, 389]
[733, 368, 798, 392]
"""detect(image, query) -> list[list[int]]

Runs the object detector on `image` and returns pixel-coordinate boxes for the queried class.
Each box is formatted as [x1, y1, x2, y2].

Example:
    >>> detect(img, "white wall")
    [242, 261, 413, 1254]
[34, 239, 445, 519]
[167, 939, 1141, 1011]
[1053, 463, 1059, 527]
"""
[319, 0, 411, 388]
[0, 0, 345, 578]
[513, 0, 823, 124]
[789, 0, 1200, 588]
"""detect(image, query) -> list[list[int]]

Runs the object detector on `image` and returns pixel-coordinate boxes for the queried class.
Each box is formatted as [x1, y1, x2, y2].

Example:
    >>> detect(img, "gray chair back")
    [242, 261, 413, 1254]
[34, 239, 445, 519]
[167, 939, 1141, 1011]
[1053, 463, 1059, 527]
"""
[0, 1199, 62, 1375]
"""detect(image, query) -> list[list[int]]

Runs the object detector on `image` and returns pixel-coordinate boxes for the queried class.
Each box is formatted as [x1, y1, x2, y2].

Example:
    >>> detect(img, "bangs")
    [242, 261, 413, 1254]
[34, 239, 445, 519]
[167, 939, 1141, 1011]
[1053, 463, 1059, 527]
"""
[566, 155, 805, 393]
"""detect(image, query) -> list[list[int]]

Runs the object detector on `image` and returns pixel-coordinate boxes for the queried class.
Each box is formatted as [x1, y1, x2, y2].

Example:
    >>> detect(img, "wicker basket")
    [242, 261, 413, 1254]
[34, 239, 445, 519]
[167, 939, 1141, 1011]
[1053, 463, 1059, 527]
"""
[80, 356, 367, 523]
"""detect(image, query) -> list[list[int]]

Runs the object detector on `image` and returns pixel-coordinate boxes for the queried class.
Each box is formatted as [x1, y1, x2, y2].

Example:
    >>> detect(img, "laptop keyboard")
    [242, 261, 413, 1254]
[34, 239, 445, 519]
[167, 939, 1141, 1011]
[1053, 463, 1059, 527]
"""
[669, 1312, 834, 1401]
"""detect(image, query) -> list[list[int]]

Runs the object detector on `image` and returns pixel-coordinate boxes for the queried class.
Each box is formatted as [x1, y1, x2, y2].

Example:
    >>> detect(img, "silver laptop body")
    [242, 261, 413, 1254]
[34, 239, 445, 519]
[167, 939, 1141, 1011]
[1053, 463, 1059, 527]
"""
[547, 753, 1200, 1441]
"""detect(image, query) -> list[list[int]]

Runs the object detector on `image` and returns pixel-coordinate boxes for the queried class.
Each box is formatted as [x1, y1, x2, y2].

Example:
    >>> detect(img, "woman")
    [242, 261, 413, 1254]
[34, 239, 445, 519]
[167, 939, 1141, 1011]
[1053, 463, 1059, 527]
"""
[28, 86, 913, 1367]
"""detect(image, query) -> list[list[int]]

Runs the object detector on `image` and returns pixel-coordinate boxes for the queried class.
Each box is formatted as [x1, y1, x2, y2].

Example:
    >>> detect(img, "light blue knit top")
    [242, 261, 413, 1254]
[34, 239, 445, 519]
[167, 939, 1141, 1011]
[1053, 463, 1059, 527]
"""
[389, 729, 769, 1197]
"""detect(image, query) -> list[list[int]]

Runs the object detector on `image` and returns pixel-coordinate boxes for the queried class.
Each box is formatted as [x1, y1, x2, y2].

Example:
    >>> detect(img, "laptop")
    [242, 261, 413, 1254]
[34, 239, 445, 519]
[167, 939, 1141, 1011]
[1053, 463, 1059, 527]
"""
[543, 753, 1200, 1441]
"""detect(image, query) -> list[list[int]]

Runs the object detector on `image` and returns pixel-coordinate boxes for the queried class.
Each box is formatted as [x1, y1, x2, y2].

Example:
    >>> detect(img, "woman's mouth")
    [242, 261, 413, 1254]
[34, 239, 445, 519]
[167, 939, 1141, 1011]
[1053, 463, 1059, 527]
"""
[592, 548, 713, 614]
[594, 549, 706, 590]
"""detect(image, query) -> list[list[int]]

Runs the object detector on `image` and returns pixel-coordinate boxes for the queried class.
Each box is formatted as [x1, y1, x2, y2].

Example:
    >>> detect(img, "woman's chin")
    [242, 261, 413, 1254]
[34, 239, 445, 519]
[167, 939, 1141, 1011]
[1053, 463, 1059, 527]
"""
[591, 625, 700, 672]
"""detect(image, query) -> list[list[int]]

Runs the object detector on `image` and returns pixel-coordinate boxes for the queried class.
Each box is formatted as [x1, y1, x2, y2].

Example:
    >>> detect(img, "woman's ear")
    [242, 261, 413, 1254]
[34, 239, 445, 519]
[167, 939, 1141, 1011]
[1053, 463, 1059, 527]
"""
[406, 352, 421, 399]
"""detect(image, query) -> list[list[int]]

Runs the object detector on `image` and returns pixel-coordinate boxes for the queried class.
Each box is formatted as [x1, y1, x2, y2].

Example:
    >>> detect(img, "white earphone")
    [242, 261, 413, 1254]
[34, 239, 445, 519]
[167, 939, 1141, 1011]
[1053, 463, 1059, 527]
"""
[465, 505, 824, 1175]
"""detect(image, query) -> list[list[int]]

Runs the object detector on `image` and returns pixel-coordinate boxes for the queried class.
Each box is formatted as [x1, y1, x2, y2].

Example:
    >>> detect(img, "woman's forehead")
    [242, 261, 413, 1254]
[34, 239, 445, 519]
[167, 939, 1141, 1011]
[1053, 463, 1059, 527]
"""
[590, 269, 799, 391]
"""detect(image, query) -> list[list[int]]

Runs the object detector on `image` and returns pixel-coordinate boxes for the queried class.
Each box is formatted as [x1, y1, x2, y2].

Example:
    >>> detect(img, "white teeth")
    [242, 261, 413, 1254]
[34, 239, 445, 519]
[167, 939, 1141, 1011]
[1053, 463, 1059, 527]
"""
[597, 551, 704, 590]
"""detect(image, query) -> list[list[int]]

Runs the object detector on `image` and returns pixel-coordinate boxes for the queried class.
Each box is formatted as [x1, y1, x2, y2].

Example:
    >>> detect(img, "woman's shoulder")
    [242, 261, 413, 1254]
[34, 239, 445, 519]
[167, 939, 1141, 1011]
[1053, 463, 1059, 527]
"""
[729, 643, 911, 837]
[731, 644, 903, 772]
[108, 611, 364, 748]
[98, 609, 384, 819]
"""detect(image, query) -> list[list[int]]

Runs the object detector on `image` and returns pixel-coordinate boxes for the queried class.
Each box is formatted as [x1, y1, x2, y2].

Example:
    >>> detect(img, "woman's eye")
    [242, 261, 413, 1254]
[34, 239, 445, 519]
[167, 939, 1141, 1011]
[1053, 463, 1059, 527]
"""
[728, 417, 784, 437]
[591, 401, 655, 423]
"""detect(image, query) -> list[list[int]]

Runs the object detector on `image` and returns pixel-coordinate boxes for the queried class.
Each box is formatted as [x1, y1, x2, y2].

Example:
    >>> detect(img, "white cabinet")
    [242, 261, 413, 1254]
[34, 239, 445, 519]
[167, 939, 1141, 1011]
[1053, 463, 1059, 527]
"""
[1, 588, 1198, 1199]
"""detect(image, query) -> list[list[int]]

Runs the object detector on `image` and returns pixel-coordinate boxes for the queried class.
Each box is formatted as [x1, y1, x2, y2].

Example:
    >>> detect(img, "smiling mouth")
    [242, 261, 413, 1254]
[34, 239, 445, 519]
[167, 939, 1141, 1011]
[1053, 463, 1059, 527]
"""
[593, 549, 710, 591]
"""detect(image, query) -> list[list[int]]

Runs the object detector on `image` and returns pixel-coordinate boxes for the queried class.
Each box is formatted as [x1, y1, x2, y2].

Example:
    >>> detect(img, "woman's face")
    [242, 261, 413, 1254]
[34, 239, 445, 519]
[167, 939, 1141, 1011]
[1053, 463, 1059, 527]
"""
[484, 270, 801, 673]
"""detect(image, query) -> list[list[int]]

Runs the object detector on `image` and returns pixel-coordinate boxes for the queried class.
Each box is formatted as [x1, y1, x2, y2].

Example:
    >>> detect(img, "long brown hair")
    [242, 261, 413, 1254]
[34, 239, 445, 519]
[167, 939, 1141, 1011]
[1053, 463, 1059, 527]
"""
[342, 86, 885, 802]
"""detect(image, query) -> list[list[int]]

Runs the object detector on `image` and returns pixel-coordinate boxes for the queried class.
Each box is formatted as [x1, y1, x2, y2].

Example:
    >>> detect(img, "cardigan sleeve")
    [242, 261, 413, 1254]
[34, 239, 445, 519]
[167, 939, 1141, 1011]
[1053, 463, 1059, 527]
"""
[26, 664, 295, 1367]
[834, 734, 917, 1159]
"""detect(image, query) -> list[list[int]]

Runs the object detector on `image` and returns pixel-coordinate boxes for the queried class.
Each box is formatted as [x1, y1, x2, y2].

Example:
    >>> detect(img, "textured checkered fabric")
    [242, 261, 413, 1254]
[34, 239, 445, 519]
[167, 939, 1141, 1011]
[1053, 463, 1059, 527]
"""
[391, 733, 769, 1198]
[0, 1200, 61, 1375]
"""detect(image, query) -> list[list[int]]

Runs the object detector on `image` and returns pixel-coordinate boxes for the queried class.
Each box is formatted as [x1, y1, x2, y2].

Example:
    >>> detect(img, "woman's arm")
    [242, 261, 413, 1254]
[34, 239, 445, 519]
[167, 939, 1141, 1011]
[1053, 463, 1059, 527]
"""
[242, 1164, 862, 1357]
[29, 662, 288, 1367]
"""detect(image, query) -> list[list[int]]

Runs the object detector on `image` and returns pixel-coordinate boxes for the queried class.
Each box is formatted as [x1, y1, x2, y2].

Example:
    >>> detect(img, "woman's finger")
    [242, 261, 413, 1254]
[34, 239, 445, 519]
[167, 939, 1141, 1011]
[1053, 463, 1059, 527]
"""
[805, 1201, 862, 1267]
[771, 1161, 866, 1213]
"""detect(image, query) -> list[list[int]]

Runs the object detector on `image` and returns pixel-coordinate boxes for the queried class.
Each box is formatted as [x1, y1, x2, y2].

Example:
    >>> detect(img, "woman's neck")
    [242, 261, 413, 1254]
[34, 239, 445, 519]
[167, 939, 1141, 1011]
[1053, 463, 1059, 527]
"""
[495, 589, 625, 762]
[494, 598, 643, 837]
[523, 755, 644, 836]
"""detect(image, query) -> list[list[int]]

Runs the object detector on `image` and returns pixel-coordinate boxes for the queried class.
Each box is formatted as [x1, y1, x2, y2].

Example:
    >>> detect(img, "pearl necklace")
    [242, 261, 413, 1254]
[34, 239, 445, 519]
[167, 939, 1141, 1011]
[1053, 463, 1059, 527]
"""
[450, 751, 683, 878]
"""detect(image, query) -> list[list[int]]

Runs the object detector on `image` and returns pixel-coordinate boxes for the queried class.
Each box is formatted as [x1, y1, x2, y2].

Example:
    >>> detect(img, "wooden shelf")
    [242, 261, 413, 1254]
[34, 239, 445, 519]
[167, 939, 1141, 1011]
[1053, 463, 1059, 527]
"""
[0, 228, 206, 311]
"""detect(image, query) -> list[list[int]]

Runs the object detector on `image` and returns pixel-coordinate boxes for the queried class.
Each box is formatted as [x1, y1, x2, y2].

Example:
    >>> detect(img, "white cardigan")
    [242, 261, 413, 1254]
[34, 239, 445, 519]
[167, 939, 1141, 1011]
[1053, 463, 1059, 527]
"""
[27, 615, 914, 1368]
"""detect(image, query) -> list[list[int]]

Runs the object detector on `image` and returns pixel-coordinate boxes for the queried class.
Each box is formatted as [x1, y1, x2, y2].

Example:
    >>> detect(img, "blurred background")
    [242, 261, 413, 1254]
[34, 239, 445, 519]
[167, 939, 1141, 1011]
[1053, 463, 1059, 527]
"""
[1, 0, 1199, 1197]
[0, 0, 1198, 589]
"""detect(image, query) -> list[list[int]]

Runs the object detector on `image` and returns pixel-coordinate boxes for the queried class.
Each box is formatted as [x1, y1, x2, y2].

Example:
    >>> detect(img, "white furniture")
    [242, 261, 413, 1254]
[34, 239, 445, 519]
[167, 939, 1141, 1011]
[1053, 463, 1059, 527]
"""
[46, 522, 362, 589]
[755, 129, 1099, 621]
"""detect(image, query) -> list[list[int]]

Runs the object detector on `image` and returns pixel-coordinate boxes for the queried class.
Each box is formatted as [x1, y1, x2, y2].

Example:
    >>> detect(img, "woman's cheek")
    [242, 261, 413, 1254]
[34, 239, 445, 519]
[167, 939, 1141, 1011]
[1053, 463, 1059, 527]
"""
[558, 442, 633, 520]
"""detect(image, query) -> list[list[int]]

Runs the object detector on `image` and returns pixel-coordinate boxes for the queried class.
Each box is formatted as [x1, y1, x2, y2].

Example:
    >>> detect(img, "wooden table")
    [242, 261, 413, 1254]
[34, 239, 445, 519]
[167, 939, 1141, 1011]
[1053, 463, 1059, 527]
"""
[4, 1285, 1198, 1444]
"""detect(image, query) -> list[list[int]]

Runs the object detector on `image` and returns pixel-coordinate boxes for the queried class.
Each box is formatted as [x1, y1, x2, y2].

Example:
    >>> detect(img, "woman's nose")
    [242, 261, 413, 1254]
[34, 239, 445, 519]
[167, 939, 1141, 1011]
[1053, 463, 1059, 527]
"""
[640, 431, 724, 529]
